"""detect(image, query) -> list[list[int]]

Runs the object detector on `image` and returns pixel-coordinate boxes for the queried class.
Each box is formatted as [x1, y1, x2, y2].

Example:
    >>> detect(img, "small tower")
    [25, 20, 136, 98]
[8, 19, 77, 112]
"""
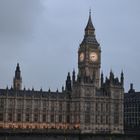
[120, 71, 124, 86]
[13, 63, 22, 90]
[128, 83, 135, 93]
[65, 72, 72, 92]
[101, 71, 104, 87]
[109, 70, 114, 82]
[72, 69, 76, 83]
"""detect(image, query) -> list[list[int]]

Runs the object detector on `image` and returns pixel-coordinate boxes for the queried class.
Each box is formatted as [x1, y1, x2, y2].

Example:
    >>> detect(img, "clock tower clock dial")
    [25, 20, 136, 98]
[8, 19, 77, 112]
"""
[90, 52, 98, 62]
[78, 12, 101, 88]
[79, 52, 84, 62]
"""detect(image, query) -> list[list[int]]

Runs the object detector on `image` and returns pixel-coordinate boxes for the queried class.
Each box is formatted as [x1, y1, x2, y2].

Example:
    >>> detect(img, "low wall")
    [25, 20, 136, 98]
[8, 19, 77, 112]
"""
[0, 130, 139, 140]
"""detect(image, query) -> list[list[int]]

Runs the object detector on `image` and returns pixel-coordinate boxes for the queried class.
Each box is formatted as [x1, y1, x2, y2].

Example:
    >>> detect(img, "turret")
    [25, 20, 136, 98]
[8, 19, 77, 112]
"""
[13, 63, 22, 90]
[48, 88, 51, 92]
[62, 86, 64, 92]
[65, 72, 72, 92]
[101, 71, 104, 87]
[128, 83, 135, 93]
[72, 69, 76, 83]
[120, 71, 124, 86]
[109, 70, 114, 82]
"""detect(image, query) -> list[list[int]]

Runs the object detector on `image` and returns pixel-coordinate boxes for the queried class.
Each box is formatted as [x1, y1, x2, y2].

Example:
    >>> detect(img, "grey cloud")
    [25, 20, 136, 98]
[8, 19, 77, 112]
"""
[0, 0, 44, 46]
[0, 0, 140, 92]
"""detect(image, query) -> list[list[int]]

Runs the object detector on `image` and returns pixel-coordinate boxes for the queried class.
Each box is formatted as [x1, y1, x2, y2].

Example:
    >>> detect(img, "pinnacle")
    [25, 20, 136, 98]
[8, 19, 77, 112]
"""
[85, 10, 95, 31]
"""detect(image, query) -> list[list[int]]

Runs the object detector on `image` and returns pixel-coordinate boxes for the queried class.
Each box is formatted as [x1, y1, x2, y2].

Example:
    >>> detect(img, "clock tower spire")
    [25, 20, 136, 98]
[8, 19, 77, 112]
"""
[13, 63, 22, 90]
[78, 11, 101, 88]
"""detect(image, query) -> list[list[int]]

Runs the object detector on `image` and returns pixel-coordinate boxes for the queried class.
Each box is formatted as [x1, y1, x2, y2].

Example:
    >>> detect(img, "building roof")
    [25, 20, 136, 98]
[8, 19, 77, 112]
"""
[124, 92, 140, 100]
[80, 11, 99, 46]
[0, 88, 68, 99]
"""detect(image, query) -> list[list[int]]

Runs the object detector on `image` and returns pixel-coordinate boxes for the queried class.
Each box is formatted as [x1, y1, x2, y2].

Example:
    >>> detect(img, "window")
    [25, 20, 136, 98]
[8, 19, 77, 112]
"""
[50, 115, 54, 123]
[34, 114, 38, 122]
[85, 102, 90, 112]
[114, 115, 119, 124]
[59, 115, 62, 123]
[96, 103, 98, 111]
[59, 102, 62, 111]
[66, 115, 70, 123]
[17, 99, 23, 109]
[74, 115, 77, 123]
[43, 108, 46, 112]
[17, 113, 21, 122]
[51, 102, 54, 111]
[106, 116, 109, 124]
[101, 103, 103, 112]
[8, 99, 14, 109]
[34, 108, 39, 112]
[85, 114, 90, 124]
[0, 113, 3, 121]
[8, 113, 12, 121]
[67, 103, 70, 112]
[43, 101, 48, 110]
[42, 100, 46, 108]
[106, 104, 109, 111]
[95, 115, 98, 124]
[114, 103, 119, 125]
[26, 100, 32, 109]
[101, 116, 103, 124]
[25, 114, 30, 122]
[0, 99, 4, 108]
[76, 103, 80, 111]
[42, 114, 46, 122]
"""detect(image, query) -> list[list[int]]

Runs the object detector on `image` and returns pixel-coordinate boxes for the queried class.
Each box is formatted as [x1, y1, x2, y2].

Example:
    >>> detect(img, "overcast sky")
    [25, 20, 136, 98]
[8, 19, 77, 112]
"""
[0, 0, 139, 92]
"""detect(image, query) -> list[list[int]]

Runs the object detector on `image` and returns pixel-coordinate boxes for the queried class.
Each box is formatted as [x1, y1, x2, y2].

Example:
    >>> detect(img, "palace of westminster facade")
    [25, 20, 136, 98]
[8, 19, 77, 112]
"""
[0, 12, 124, 134]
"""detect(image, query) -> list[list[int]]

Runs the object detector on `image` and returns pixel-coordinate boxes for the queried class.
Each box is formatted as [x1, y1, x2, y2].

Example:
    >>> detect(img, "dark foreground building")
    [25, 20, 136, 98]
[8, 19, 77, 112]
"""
[0, 12, 124, 135]
[124, 84, 140, 134]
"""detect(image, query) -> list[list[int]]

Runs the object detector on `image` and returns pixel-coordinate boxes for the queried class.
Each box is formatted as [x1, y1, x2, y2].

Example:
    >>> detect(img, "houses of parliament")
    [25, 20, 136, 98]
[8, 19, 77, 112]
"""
[0, 12, 124, 134]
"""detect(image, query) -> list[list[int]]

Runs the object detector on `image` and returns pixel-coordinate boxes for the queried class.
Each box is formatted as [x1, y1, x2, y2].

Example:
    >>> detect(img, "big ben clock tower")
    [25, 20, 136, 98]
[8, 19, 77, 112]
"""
[78, 10, 101, 88]
[72, 11, 124, 134]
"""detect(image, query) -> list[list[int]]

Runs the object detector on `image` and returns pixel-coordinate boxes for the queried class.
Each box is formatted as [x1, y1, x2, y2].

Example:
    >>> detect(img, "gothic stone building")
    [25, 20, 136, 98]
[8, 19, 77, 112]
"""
[124, 84, 140, 134]
[0, 13, 124, 134]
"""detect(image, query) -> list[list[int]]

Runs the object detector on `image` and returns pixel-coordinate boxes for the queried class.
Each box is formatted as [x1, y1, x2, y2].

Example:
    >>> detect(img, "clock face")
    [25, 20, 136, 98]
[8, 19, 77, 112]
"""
[80, 53, 84, 62]
[90, 52, 98, 62]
